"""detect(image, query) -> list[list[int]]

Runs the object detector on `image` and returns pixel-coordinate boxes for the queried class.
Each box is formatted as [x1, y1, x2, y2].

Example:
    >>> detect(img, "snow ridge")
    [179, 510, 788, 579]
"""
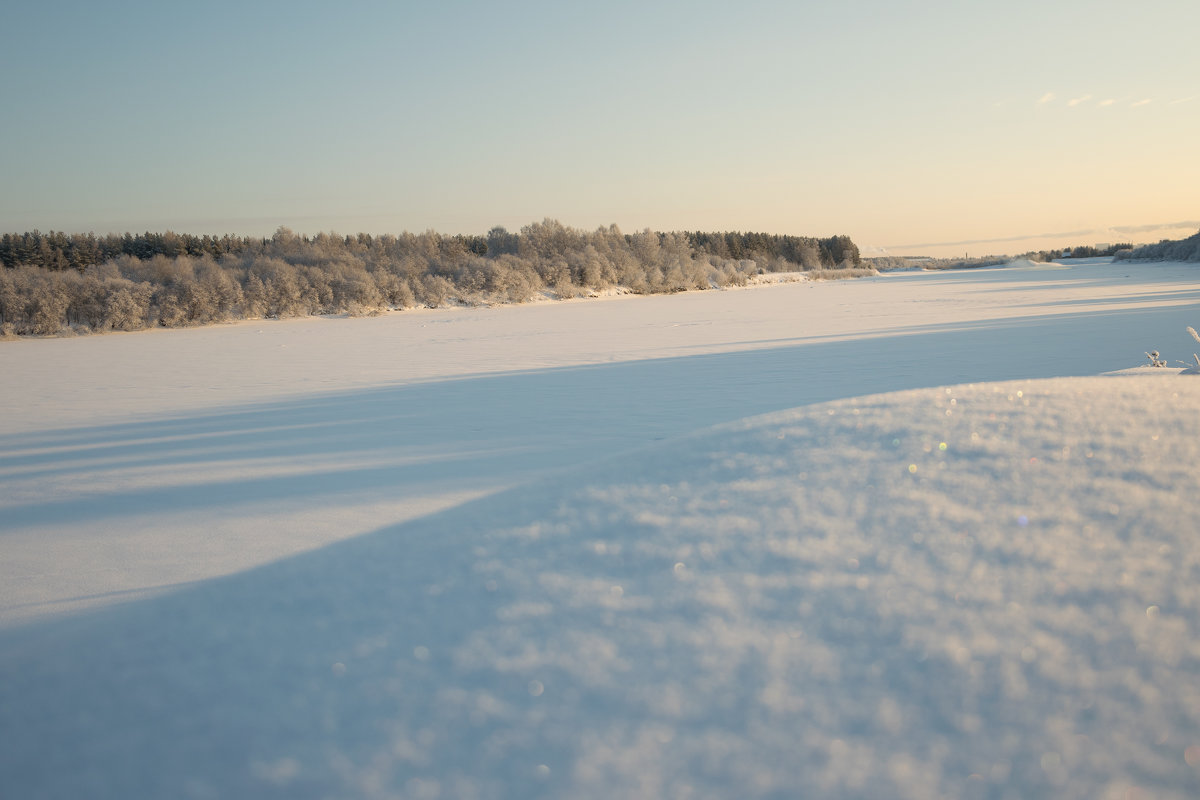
[2, 376, 1199, 799]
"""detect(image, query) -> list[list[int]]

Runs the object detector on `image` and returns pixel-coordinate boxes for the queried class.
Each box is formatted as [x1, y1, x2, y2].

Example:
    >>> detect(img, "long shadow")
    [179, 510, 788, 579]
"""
[2, 301, 1196, 539]
[1026, 288, 1200, 308]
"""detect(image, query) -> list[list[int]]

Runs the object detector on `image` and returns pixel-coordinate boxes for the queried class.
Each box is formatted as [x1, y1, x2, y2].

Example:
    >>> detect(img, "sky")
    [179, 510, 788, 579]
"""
[2, 0, 1197, 257]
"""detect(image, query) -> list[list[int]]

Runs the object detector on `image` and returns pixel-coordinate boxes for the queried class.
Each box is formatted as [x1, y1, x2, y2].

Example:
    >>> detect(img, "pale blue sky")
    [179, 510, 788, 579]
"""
[2, 0, 1197, 255]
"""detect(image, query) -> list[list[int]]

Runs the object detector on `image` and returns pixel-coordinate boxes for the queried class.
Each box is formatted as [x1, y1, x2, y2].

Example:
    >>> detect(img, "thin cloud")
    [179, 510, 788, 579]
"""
[1098, 99, 1115, 107]
[1111, 220, 1200, 235]
[1131, 98, 1153, 107]
[1067, 94, 1093, 107]
[1037, 92, 1056, 104]
[1169, 95, 1197, 105]
[889, 229, 1097, 250]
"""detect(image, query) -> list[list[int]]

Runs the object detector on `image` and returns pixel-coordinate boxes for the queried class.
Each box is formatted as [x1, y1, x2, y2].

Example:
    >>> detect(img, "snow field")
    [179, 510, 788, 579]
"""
[1, 259, 1199, 798]
[4, 260, 1198, 624]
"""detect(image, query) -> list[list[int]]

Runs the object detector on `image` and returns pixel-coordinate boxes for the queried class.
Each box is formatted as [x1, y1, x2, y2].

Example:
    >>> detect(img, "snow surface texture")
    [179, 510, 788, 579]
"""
[1, 260, 1199, 798]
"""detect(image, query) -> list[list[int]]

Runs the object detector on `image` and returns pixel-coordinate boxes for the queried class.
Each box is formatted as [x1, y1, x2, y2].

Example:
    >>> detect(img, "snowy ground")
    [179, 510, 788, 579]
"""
[1, 259, 1199, 798]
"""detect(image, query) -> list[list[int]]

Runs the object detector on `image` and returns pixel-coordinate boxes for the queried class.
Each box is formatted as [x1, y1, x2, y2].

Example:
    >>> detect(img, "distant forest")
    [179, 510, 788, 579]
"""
[1029, 242, 1133, 261]
[1114, 229, 1200, 262]
[0, 221, 862, 337]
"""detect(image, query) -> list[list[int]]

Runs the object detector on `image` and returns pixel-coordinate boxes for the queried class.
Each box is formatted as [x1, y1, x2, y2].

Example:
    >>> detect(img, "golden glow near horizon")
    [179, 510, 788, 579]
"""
[1, 1, 1196, 258]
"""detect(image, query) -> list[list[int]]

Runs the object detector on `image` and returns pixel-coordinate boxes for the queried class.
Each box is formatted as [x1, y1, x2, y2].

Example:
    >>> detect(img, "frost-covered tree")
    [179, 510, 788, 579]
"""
[0, 221, 861, 336]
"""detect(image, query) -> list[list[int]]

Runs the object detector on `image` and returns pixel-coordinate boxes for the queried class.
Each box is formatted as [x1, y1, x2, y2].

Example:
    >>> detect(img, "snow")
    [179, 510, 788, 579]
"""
[1, 259, 1199, 798]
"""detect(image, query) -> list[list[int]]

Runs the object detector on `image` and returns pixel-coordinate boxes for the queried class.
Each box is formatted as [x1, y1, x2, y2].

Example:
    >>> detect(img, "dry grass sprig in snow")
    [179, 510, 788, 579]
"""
[1184, 326, 1200, 374]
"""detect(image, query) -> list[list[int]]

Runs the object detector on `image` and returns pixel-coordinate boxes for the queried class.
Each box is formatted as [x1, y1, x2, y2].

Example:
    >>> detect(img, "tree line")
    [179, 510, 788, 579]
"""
[0, 230, 259, 272]
[0, 221, 862, 337]
[1027, 242, 1134, 261]
[1113, 230, 1200, 263]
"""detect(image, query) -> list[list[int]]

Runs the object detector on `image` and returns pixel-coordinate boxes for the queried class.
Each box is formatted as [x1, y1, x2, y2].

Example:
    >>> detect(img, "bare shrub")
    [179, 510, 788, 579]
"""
[806, 268, 879, 280]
